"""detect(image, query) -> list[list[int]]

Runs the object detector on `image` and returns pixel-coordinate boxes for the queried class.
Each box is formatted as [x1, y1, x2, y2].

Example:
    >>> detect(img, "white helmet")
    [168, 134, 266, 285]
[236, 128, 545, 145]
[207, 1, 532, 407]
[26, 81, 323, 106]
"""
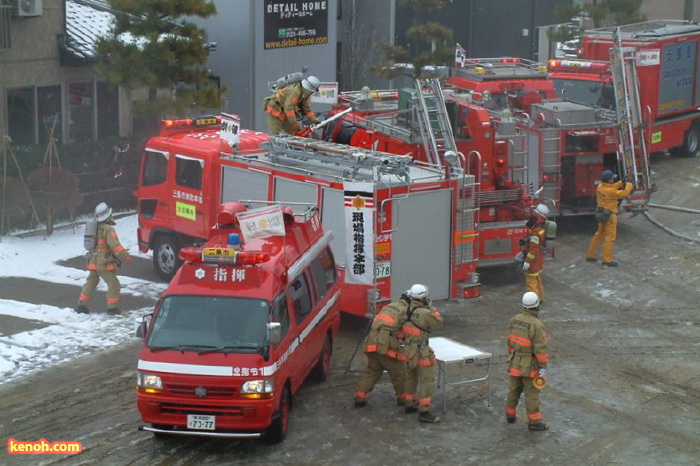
[522, 291, 540, 309]
[95, 202, 112, 222]
[409, 284, 429, 300]
[302, 75, 320, 93]
[534, 204, 550, 217]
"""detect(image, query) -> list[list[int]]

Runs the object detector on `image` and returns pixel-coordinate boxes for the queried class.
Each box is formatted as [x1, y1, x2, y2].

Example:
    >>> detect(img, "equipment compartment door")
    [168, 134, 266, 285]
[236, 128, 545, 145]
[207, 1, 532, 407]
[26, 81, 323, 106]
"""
[391, 189, 452, 300]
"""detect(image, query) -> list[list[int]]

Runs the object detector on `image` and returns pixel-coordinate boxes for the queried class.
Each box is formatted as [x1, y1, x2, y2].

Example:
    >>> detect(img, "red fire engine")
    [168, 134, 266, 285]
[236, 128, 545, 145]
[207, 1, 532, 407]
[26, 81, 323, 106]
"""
[136, 202, 341, 442]
[317, 78, 536, 267]
[550, 20, 700, 158]
[135, 118, 481, 317]
[446, 57, 650, 213]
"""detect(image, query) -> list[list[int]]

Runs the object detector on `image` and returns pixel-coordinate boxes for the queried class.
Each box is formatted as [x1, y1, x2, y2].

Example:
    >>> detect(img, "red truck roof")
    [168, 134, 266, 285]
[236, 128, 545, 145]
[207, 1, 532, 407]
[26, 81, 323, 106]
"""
[165, 203, 328, 300]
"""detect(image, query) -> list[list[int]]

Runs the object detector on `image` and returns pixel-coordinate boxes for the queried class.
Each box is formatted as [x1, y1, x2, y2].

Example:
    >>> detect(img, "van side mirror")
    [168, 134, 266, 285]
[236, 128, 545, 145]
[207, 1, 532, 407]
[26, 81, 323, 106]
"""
[266, 322, 282, 346]
[135, 313, 153, 339]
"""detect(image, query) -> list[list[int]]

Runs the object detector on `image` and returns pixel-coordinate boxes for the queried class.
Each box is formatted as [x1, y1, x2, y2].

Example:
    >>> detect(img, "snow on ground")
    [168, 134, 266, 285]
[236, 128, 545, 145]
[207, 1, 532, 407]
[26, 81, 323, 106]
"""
[0, 214, 165, 384]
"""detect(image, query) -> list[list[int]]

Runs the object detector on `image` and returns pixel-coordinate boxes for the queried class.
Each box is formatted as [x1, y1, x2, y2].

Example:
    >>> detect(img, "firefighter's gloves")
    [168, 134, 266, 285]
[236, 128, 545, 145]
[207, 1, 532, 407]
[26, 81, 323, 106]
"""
[514, 252, 525, 262]
[538, 369, 546, 377]
[522, 262, 531, 272]
[309, 116, 321, 125]
[292, 121, 302, 132]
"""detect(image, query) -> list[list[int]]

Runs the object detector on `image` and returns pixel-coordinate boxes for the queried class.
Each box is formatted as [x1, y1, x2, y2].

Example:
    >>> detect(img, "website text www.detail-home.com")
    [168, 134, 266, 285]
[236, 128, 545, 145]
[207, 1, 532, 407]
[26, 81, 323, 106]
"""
[265, 36, 329, 49]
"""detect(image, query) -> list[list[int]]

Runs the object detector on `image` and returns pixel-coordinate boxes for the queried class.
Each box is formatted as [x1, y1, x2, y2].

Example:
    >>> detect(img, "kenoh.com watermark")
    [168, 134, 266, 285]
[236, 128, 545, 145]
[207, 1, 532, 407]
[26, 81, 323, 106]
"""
[7, 438, 82, 454]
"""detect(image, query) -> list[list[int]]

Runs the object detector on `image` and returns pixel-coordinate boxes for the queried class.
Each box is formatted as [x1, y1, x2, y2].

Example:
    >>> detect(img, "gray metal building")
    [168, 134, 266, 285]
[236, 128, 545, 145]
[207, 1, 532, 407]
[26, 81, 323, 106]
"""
[192, 0, 339, 131]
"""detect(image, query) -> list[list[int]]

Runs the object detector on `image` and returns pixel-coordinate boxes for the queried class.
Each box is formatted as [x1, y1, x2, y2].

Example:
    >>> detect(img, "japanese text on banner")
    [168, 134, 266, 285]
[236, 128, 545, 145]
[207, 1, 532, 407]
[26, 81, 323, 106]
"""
[236, 205, 285, 242]
[343, 182, 374, 285]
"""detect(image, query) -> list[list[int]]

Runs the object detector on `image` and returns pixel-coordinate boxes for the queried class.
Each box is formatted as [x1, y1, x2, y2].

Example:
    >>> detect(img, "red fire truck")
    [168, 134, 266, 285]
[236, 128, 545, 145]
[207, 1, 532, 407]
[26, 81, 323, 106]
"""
[317, 69, 647, 266]
[445, 57, 650, 213]
[550, 20, 700, 158]
[135, 118, 481, 317]
[136, 202, 341, 442]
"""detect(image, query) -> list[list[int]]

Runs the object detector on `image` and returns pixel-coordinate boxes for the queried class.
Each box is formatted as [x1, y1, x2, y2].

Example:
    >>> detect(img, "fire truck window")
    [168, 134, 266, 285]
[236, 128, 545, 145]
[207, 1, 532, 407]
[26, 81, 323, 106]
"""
[272, 292, 290, 339]
[290, 273, 313, 324]
[142, 151, 168, 186]
[175, 157, 203, 190]
[310, 247, 338, 300]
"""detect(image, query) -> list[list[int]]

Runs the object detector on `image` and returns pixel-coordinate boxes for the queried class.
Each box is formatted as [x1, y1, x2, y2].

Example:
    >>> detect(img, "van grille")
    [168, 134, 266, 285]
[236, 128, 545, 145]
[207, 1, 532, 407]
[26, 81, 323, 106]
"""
[161, 403, 243, 416]
[166, 383, 236, 398]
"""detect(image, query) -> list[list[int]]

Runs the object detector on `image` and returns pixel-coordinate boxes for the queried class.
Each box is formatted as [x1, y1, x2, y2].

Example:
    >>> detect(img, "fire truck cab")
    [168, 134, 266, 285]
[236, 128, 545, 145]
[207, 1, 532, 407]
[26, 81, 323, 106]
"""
[569, 20, 700, 158]
[136, 202, 341, 443]
[134, 116, 269, 281]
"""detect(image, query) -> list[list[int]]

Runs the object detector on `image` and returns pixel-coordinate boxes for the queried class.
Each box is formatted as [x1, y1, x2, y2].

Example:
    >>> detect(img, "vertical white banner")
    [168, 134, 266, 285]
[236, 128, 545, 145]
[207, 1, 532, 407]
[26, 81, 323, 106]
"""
[343, 182, 374, 285]
[220, 113, 240, 147]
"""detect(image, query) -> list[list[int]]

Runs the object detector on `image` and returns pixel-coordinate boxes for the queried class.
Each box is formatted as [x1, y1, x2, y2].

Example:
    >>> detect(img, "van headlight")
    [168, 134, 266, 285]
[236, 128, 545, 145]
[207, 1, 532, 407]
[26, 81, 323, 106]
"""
[137, 372, 163, 394]
[241, 379, 274, 399]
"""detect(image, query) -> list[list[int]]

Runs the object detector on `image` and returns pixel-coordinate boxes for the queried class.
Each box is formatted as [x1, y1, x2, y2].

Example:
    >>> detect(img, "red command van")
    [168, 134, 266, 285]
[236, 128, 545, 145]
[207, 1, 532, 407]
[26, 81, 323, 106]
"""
[135, 202, 341, 443]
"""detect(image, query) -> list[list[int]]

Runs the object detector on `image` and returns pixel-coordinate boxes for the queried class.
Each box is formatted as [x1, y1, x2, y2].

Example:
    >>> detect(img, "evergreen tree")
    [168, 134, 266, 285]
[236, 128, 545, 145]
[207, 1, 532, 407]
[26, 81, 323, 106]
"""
[374, 0, 453, 79]
[549, 0, 646, 46]
[94, 0, 222, 126]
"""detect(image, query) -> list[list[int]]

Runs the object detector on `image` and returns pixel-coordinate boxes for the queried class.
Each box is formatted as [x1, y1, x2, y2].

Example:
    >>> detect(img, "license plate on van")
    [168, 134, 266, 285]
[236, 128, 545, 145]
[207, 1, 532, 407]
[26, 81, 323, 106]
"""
[187, 414, 215, 430]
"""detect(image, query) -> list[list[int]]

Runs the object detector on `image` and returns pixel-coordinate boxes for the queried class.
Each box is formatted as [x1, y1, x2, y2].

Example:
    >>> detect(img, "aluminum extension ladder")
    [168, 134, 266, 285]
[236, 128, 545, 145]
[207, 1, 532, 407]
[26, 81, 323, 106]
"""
[413, 78, 459, 167]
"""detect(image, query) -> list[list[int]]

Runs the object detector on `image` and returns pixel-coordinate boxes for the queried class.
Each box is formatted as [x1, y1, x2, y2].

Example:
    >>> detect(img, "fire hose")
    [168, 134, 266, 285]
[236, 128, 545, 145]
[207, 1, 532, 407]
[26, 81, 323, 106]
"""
[643, 203, 700, 244]
[296, 107, 354, 138]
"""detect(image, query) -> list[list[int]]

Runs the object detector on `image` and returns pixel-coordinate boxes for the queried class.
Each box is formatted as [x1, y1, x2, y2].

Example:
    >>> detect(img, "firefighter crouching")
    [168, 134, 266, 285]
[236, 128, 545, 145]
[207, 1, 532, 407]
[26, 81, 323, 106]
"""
[75, 203, 132, 315]
[264, 75, 321, 135]
[402, 284, 443, 423]
[505, 292, 549, 431]
[354, 291, 411, 408]
[516, 204, 549, 303]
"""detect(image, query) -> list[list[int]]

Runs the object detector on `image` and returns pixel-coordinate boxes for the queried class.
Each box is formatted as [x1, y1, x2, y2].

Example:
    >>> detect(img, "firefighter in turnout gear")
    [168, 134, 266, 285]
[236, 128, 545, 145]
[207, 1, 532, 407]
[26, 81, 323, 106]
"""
[402, 284, 443, 423]
[75, 203, 132, 315]
[516, 204, 549, 303]
[586, 170, 634, 267]
[505, 292, 549, 431]
[354, 291, 411, 408]
[264, 76, 321, 135]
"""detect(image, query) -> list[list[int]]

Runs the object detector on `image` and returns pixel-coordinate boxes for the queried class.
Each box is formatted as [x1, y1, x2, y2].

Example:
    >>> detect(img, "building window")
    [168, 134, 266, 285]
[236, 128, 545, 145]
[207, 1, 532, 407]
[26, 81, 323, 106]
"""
[68, 81, 94, 142]
[38, 85, 62, 144]
[6, 81, 118, 144]
[6, 87, 35, 145]
[0, 0, 10, 49]
[97, 81, 119, 139]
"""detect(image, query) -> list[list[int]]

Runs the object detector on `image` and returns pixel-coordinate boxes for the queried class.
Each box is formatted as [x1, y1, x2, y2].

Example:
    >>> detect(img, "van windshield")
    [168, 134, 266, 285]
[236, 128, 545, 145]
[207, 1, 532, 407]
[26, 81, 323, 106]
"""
[146, 296, 270, 354]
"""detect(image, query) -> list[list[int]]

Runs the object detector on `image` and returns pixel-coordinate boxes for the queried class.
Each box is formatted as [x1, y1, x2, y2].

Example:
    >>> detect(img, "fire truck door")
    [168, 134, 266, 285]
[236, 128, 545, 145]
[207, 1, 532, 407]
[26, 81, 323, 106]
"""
[320, 188, 346, 267]
[170, 154, 207, 239]
[221, 166, 270, 203]
[137, 149, 169, 222]
[391, 190, 452, 300]
[523, 129, 541, 197]
[273, 178, 318, 213]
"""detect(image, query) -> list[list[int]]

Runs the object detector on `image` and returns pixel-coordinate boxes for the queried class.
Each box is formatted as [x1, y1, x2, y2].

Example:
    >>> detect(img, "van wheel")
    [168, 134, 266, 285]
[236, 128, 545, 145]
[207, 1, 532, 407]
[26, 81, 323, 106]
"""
[674, 123, 700, 157]
[153, 235, 181, 282]
[310, 336, 332, 382]
[266, 387, 290, 444]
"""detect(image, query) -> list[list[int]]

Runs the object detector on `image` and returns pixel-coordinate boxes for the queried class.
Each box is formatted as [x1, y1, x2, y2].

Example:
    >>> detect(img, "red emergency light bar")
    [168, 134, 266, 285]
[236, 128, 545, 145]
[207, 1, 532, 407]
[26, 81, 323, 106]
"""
[500, 57, 520, 64]
[161, 116, 220, 130]
[547, 59, 609, 73]
[178, 246, 270, 265]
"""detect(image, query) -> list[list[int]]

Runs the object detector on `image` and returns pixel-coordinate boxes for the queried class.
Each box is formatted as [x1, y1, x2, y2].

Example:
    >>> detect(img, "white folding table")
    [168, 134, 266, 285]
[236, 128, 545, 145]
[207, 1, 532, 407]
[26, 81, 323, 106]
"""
[429, 336, 493, 414]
